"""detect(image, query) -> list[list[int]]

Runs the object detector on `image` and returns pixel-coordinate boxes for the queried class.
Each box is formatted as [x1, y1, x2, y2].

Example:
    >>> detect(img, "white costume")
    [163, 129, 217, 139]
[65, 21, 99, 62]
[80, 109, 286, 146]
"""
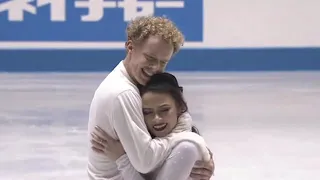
[87, 61, 210, 180]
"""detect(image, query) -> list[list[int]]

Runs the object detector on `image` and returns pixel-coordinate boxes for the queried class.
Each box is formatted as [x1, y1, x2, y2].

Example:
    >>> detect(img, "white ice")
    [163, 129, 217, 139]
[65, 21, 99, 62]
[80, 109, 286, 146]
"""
[0, 72, 319, 180]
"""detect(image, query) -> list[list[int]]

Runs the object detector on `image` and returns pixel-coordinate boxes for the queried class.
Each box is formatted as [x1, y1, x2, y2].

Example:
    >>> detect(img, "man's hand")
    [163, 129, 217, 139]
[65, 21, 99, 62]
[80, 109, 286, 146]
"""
[90, 126, 126, 161]
[190, 149, 215, 180]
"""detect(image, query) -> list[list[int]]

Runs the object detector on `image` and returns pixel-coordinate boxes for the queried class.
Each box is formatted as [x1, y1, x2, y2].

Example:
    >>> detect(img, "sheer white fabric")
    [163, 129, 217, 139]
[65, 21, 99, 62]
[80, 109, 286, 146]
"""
[116, 141, 201, 180]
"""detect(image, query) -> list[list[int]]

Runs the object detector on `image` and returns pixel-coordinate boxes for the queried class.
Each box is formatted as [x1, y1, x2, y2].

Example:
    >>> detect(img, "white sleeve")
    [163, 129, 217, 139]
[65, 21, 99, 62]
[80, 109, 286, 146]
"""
[115, 154, 146, 180]
[172, 112, 193, 133]
[166, 112, 211, 162]
[112, 90, 174, 174]
[155, 141, 202, 180]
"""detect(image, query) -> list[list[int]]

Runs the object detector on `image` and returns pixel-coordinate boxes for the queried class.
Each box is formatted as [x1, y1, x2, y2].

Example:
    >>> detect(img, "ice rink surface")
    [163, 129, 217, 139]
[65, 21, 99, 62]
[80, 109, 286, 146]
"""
[0, 71, 319, 180]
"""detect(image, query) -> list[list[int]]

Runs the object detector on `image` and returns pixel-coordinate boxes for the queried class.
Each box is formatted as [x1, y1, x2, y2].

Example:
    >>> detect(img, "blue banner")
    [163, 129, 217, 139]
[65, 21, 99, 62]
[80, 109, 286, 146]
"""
[0, 0, 203, 42]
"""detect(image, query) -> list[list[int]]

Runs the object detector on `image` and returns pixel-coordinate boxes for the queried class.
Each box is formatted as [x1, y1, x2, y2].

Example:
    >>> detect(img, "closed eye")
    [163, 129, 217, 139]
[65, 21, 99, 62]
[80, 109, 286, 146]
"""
[160, 60, 168, 66]
[160, 108, 170, 112]
[143, 109, 152, 115]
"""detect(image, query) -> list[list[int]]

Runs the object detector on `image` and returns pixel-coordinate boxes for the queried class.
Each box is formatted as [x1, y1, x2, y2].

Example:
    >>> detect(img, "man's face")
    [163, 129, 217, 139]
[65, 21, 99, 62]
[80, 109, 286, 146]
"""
[126, 36, 174, 85]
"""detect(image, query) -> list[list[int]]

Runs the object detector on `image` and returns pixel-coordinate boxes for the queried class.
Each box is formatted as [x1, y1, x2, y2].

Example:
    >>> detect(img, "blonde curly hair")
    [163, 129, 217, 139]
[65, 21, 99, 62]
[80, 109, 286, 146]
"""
[126, 15, 185, 54]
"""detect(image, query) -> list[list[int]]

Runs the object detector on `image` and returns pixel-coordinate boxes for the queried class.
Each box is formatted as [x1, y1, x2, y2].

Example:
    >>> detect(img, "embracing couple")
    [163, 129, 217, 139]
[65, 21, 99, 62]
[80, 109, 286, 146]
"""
[87, 16, 215, 180]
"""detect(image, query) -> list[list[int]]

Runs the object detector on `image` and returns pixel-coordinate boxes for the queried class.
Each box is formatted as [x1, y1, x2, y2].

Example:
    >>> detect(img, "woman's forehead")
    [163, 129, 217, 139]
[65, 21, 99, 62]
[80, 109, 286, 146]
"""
[142, 92, 175, 106]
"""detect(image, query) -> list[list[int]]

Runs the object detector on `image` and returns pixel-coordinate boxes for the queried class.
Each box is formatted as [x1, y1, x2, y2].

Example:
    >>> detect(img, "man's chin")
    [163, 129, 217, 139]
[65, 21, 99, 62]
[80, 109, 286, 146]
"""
[139, 76, 149, 85]
[138, 80, 147, 86]
[131, 75, 146, 86]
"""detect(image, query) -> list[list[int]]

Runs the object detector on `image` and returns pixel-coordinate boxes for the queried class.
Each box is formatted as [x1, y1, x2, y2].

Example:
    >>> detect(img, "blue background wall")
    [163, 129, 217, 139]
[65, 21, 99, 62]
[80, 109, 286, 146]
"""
[1, 0, 319, 72]
[1, 48, 320, 72]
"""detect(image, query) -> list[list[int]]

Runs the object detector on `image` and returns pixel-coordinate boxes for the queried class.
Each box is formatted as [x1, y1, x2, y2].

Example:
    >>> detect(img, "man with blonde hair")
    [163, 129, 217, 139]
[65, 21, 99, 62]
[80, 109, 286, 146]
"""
[87, 15, 214, 179]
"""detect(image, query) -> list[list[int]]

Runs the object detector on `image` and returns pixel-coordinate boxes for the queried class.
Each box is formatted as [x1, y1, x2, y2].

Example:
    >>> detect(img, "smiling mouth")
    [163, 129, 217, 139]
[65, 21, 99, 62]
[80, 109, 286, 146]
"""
[142, 69, 152, 78]
[153, 123, 167, 131]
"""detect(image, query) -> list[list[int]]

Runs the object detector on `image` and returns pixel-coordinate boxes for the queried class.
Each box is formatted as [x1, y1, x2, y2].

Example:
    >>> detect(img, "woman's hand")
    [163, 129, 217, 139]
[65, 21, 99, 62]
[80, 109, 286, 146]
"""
[90, 126, 126, 161]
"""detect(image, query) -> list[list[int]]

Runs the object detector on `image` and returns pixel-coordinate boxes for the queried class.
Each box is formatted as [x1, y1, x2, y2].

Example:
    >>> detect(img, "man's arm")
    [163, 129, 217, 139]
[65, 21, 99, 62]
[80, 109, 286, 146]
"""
[111, 90, 174, 173]
[172, 112, 193, 133]
[115, 154, 146, 180]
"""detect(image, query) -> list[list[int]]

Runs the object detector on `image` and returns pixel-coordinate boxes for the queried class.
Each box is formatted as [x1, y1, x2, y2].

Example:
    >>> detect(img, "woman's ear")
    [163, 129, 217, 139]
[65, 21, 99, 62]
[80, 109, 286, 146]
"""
[179, 86, 183, 93]
[177, 104, 186, 117]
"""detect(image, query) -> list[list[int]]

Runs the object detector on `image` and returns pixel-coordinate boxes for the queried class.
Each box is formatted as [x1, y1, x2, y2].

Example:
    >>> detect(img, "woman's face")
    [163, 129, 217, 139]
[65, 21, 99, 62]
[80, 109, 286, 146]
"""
[142, 91, 180, 137]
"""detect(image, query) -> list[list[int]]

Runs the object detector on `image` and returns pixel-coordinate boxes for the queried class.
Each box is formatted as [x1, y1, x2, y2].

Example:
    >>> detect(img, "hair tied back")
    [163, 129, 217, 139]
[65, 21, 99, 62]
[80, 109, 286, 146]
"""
[146, 72, 182, 90]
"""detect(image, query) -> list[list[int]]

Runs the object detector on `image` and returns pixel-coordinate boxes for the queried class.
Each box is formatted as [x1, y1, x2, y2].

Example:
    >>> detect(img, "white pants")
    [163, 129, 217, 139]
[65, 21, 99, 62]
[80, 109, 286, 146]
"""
[154, 141, 201, 180]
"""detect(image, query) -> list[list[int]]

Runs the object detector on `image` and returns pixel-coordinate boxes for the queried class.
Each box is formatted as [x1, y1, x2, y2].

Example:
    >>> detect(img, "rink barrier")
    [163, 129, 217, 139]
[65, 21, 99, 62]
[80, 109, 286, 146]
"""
[1, 48, 320, 72]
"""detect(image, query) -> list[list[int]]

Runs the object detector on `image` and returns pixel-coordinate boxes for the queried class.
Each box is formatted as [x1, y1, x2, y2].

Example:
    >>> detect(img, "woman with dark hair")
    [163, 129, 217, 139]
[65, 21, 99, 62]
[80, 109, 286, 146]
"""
[91, 72, 211, 180]
[138, 72, 200, 138]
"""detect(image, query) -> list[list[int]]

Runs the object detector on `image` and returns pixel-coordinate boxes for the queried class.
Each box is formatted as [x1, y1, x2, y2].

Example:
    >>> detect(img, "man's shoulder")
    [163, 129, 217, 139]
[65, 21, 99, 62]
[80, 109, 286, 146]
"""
[94, 72, 139, 101]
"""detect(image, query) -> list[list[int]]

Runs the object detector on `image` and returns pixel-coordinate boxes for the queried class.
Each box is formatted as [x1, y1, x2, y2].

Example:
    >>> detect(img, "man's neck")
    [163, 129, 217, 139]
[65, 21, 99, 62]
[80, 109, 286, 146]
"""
[123, 57, 142, 88]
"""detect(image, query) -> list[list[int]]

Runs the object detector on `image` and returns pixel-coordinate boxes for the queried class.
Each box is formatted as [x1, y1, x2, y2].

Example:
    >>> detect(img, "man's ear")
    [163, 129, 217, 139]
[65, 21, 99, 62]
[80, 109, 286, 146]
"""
[125, 40, 133, 53]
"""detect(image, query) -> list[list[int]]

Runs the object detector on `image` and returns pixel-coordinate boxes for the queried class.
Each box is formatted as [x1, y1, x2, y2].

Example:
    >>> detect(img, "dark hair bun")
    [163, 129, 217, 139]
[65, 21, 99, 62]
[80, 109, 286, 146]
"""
[146, 72, 180, 88]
